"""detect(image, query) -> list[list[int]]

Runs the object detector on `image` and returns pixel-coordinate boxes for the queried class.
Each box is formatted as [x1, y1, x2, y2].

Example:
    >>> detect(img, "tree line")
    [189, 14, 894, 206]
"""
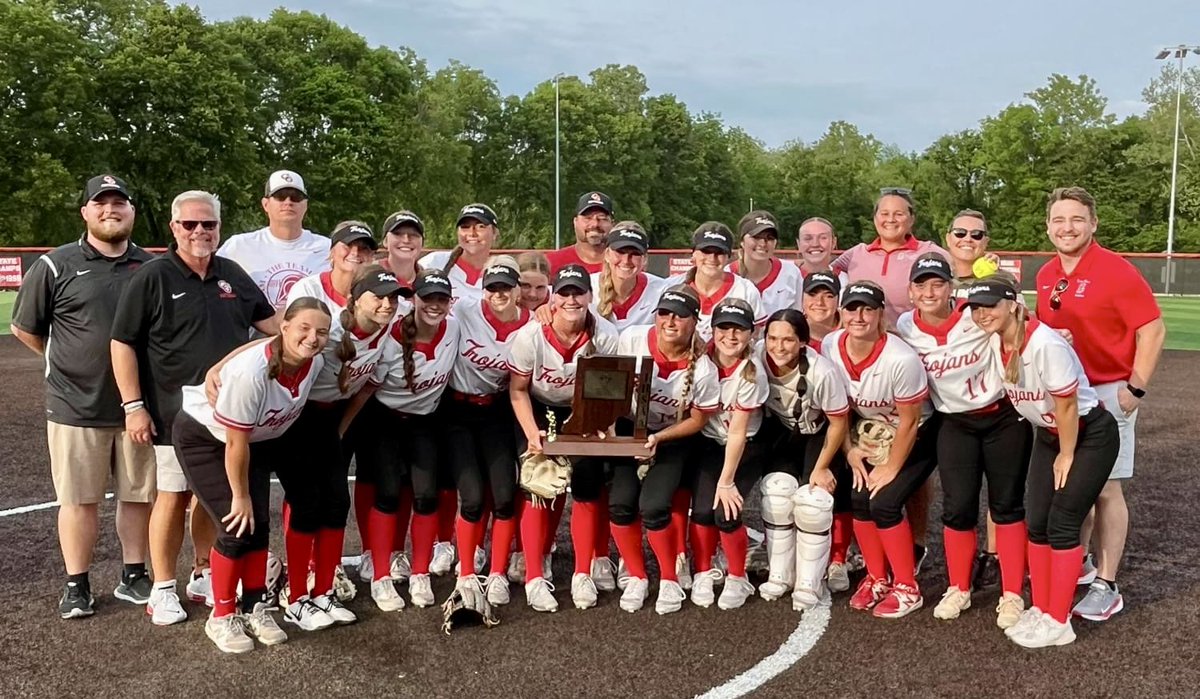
[2, 0, 1198, 252]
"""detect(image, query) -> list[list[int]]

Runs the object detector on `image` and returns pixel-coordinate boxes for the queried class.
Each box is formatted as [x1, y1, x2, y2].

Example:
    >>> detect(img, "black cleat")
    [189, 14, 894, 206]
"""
[59, 582, 95, 619]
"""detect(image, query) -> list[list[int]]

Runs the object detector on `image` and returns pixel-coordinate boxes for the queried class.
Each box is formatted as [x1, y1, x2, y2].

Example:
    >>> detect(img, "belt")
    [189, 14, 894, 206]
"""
[450, 390, 497, 407]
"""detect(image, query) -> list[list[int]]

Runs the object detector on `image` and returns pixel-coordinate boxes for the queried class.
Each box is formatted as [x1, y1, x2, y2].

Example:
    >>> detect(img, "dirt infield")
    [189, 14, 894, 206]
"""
[1, 334, 1198, 698]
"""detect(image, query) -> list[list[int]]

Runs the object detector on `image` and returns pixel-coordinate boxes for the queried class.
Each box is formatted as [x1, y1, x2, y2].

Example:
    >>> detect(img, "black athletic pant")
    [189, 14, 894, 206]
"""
[691, 435, 766, 531]
[280, 400, 353, 532]
[1027, 409, 1120, 550]
[368, 399, 442, 515]
[760, 415, 852, 513]
[937, 401, 1032, 530]
[850, 414, 941, 529]
[610, 434, 701, 531]
[349, 397, 388, 486]
[441, 394, 519, 521]
[515, 401, 609, 504]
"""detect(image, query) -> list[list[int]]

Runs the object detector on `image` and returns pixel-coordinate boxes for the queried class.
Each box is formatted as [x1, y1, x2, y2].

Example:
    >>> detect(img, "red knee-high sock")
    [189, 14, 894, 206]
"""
[368, 508, 397, 582]
[1028, 542, 1052, 611]
[489, 514, 518, 576]
[544, 495, 565, 556]
[611, 521, 647, 579]
[831, 513, 853, 564]
[647, 527, 678, 583]
[852, 518, 888, 581]
[878, 519, 917, 588]
[210, 548, 241, 617]
[670, 489, 691, 557]
[994, 521, 1027, 596]
[943, 526, 977, 591]
[1048, 546, 1083, 624]
[410, 513, 439, 575]
[520, 504, 549, 581]
[285, 527, 317, 603]
[594, 490, 611, 558]
[353, 483, 375, 550]
[437, 489, 458, 544]
[394, 489, 413, 552]
[456, 515, 485, 576]
[690, 523, 719, 574]
[721, 526, 749, 578]
[312, 528, 344, 595]
[571, 501, 598, 575]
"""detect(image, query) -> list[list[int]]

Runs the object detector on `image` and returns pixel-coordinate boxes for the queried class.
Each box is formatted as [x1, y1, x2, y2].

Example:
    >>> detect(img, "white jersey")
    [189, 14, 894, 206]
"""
[759, 345, 851, 435]
[728, 258, 803, 318]
[616, 325, 721, 432]
[450, 299, 530, 396]
[822, 330, 933, 428]
[895, 308, 1004, 414]
[666, 272, 767, 341]
[589, 271, 665, 332]
[373, 317, 459, 415]
[218, 227, 330, 310]
[181, 341, 323, 443]
[508, 314, 620, 407]
[702, 356, 770, 445]
[286, 271, 348, 315]
[999, 320, 1100, 430]
[417, 250, 485, 312]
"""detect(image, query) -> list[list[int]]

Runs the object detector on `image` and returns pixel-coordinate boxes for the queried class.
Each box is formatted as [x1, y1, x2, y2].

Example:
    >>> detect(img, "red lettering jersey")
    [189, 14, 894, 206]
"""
[821, 330, 933, 428]
[617, 325, 721, 432]
[702, 356, 770, 445]
[373, 317, 459, 415]
[449, 300, 531, 396]
[998, 319, 1099, 429]
[728, 258, 803, 318]
[508, 314, 620, 407]
[759, 345, 850, 435]
[895, 308, 1003, 414]
[546, 246, 604, 275]
[1035, 243, 1161, 384]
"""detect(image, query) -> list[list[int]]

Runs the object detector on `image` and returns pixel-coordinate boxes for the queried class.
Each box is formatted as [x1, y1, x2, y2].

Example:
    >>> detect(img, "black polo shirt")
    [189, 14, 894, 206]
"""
[12, 236, 154, 427]
[111, 245, 273, 443]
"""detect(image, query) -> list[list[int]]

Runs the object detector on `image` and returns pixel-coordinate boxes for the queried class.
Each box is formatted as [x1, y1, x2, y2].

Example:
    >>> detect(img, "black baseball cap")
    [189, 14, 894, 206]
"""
[909, 252, 952, 282]
[413, 270, 453, 298]
[552, 264, 591, 294]
[330, 221, 378, 250]
[606, 222, 649, 254]
[712, 299, 754, 330]
[84, 174, 131, 203]
[353, 270, 412, 299]
[840, 283, 886, 310]
[576, 191, 614, 216]
[383, 210, 424, 236]
[803, 270, 841, 296]
[965, 278, 1018, 307]
[692, 222, 734, 254]
[656, 288, 700, 319]
[482, 262, 520, 289]
[456, 203, 498, 227]
[738, 211, 779, 238]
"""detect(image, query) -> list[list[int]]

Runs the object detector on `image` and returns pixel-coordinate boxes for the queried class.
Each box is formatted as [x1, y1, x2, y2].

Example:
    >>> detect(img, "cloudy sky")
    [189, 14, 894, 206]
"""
[190, 0, 1198, 152]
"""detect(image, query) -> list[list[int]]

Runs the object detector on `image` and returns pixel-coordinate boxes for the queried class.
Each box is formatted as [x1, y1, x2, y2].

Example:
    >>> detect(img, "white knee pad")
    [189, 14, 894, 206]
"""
[760, 473, 800, 593]
[792, 486, 834, 607]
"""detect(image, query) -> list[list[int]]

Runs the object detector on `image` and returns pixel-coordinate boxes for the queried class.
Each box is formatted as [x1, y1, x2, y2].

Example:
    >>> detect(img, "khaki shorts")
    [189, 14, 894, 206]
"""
[1094, 381, 1137, 480]
[154, 445, 189, 493]
[47, 422, 156, 505]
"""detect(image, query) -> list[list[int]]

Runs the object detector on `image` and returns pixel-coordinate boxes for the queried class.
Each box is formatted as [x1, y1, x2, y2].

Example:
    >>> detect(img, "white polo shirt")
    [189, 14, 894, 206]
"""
[218, 227, 330, 310]
[999, 319, 1100, 430]
[759, 346, 851, 435]
[417, 250, 485, 312]
[616, 325, 721, 432]
[665, 272, 767, 341]
[701, 356, 770, 445]
[589, 271, 665, 332]
[895, 307, 1004, 414]
[373, 317, 459, 415]
[821, 329, 933, 428]
[508, 313, 620, 407]
[450, 299, 531, 396]
[728, 258, 803, 318]
[181, 341, 323, 443]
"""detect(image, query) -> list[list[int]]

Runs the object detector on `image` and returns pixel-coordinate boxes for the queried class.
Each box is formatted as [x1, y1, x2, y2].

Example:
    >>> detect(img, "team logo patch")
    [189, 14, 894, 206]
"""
[847, 285, 874, 295]
[662, 292, 687, 304]
[754, 216, 773, 227]
[589, 192, 603, 203]
[281, 172, 294, 182]
[716, 303, 747, 315]
[485, 265, 514, 276]
[217, 279, 236, 299]
[264, 263, 308, 308]
[102, 175, 116, 186]
[377, 272, 397, 283]
[558, 268, 584, 279]
[916, 258, 944, 269]
[810, 273, 834, 284]
[617, 230, 641, 239]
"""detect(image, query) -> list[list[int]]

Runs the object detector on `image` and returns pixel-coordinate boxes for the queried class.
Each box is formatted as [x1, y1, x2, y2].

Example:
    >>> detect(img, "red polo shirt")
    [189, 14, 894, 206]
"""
[1035, 243, 1161, 384]
[545, 246, 604, 275]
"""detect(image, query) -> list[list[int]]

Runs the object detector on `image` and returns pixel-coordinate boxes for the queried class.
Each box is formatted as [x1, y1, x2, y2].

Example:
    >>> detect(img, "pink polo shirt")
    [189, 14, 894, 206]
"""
[831, 235, 949, 326]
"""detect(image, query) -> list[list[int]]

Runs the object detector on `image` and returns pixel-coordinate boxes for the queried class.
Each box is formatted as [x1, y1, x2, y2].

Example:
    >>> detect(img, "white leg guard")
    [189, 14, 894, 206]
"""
[791, 485, 834, 610]
[758, 473, 799, 601]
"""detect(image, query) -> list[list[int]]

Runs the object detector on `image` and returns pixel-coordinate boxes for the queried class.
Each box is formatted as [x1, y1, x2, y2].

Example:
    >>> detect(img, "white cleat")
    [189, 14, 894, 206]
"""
[485, 573, 510, 606]
[507, 552, 526, 584]
[591, 557, 617, 592]
[619, 577, 649, 613]
[389, 551, 411, 583]
[1009, 612, 1076, 648]
[675, 553, 692, 591]
[656, 579, 686, 615]
[147, 587, 187, 626]
[313, 592, 357, 624]
[205, 613, 254, 654]
[1005, 606, 1044, 638]
[996, 592, 1025, 630]
[758, 580, 791, 602]
[933, 586, 972, 621]
[185, 570, 213, 607]
[284, 596, 335, 631]
[409, 574, 435, 608]
[616, 558, 631, 591]
[453, 546, 489, 576]
[430, 542, 455, 577]
[246, 602, 288, 645]
[719, 575, 755, 610]
[690, 568, 724, 608]
[358, 550, 374, 583]
[826, 562, 851, 593]
[371, 578, 406, 612]
[525, 577, 558, 612]
[332, 566, 357, 602]
[571, 573, 598, 610]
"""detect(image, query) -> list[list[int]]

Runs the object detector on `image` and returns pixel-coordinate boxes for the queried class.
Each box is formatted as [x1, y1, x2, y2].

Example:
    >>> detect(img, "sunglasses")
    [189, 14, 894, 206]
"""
[655, 309, 694, 319]
[879, 187, 913, 197]
[1048, 278, 1069, 311]
[950, 228, 987, 241]
[271, 191, 306, 203]
[177, 220, 218, 231]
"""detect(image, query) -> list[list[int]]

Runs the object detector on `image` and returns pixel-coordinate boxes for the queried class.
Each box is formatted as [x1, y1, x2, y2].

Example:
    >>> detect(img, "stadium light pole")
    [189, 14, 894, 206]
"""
[553, 73, 566, 249]
[1155, 44, 1200, 294]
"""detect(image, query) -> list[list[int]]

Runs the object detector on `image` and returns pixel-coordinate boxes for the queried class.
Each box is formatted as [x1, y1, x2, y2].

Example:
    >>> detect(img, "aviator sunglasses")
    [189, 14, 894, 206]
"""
[1048, 278, 1069, 311]
[177, 220, 218, 231]
[950, 228, 987, 241]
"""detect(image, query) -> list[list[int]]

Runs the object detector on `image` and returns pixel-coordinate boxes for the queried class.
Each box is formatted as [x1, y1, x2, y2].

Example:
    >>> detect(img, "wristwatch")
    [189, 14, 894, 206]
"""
[1126, 384, 1146, 399]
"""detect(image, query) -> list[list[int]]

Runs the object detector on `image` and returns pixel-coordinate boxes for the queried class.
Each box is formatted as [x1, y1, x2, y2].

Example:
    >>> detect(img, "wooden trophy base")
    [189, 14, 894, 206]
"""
[542, 435, 651, 458]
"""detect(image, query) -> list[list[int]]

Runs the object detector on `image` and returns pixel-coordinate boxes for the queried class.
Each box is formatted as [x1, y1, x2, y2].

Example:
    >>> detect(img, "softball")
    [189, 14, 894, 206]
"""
[973, 256, 999, 278]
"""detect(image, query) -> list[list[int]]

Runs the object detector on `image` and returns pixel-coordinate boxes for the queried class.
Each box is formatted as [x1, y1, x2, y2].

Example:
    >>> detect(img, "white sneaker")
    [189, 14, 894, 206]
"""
[507, 552, 526, 584]
[691, 568, 724, 608]
[1077, 552, 1097, 586]
[185, 570, 213, 607]
[826, 562, 850, 593]
[591, 557, 617, 592]
[525, 577, 558, 612]
[758, 580, 790, 602]
[430, 542, 455, 577]
[712, 549, 729, 575]
[389, 551, 411, 583]
[620, 578, 649, 613]
[656, 579, 686, 615]
[358, 550, 374, 583]
[371, 578, 406, 612]
[409, 573, 435, 608]
[1005, 606, 1044, 638]
[675, 553, 692, 591]
[996, 592, 1025, 629]
[1010, 612, 1076, 648]
[933, 586, 972, 620]
[313, 592, 357, 624]
[332, 566, 357, 602]
[485, 573, 510, 606]
[246, 602, 288, 645]
[453, 546, 489, 576]
[719, 575, 755, 610]
[147, 587, 187, 626]
[283, 596, 335, 631]
[205, 613, 254, 654]
[616, 557, 631, 591]
[571, 573, 598, 610]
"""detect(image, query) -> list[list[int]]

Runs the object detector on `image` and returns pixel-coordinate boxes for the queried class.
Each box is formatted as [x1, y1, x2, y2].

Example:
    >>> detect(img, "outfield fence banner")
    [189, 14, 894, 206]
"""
[0, 256, 21, 288]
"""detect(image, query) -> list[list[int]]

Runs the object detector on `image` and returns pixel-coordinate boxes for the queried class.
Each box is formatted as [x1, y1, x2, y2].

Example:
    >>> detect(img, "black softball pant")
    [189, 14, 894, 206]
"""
[691, 436, 765, 531]
[367, 399, 444, 515]
[937, 401, 1032, 530]
[441, 395, 519, 521]
[760, 415, 852, 514]
[610, 434, 702, 531]
[279, 401, 353, 532]
[515, 401, 609, 504]
[851, 415, 941, 529]
[1027, 409, 1120, 550]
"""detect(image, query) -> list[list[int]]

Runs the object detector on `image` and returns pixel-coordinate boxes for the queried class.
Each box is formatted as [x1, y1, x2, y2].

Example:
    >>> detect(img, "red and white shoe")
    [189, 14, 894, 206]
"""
[872, 582, 923, 619]
[849, 576, 890, 611]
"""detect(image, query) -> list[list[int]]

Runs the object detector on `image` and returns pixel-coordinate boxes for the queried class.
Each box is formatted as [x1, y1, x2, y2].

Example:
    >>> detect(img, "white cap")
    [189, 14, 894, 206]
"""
[264, 170, 307, 197]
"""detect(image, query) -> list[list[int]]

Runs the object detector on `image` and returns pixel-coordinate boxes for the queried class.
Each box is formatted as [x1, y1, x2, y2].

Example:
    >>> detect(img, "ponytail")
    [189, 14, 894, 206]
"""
[443, 245, 464, 274]
[597, 259, 617, 319]
[685, 266, 698, 284]
[582, 310, 597, 357]
[735, 245, 749, 279]
[335, 303, 358, 395]
[267, 336, 286, 381]
[399, 310, 419, 393]
[676, 330, 706, 423]
[1004, 304, 1027, 385]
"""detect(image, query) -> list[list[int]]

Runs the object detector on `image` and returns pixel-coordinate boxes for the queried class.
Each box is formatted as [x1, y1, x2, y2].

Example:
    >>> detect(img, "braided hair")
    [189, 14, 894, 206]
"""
[268, 297, 332, 381]
[335, 264, 387, 394]
[766, 309, 810, 431]
[659, 284, 705, 423]
[397, 269, 446, 392]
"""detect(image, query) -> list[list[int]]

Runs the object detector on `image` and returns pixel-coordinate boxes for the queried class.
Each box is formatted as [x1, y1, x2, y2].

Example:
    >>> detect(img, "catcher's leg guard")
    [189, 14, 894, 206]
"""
[791, 486, 834, 610]
[759, 473, 799, 601]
